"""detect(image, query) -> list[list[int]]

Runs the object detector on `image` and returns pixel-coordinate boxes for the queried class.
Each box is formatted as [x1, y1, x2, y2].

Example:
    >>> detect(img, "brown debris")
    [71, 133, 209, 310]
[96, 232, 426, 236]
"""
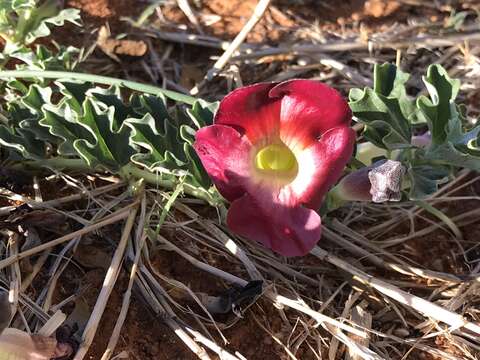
[96, 25, 147, 61]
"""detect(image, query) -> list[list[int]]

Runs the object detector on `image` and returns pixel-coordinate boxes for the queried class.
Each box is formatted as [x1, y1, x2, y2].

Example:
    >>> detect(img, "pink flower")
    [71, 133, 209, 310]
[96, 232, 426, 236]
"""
[194, 81, 355, 256]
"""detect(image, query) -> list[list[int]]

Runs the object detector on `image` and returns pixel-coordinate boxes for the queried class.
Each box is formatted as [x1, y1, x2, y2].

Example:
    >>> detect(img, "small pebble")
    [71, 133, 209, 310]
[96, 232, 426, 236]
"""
[393, 328, 410, 338]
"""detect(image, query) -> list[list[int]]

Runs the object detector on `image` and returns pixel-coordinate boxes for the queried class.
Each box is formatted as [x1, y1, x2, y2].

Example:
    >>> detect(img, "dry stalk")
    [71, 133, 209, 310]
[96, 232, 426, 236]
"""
[0, 206, 134, 271]
[310, 247, 480, 335]
[100, 194, 148, 360]
[190, 0, 272, 94]
[74, 203, 139, 360]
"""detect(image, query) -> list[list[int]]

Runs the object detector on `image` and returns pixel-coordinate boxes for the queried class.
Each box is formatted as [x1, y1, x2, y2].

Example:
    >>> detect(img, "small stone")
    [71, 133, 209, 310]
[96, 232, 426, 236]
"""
[393, 328, 410, 338]
[368, 160, 405, 203]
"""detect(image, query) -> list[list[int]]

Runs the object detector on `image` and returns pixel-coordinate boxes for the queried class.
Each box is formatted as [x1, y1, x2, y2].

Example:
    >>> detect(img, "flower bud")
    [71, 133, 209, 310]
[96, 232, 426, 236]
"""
[411, 132, 431, 148]
[331, 160, 406, 204]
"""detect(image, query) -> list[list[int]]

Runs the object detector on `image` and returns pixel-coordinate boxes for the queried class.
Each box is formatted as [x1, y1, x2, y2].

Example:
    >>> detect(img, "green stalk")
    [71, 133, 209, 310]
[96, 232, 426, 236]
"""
[12, 158, 221, 206]
[15, 157, 89, 171]
[0, 70, 197, 105]
[122, 164, 221, 206]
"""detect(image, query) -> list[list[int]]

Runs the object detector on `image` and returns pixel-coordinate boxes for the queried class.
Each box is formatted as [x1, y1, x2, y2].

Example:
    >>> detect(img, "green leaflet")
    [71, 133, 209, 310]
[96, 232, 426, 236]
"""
[10, 44, 79, 70]
[89, 85, 136, 129]
[374, 63, 418, 123]
[39, 103, 94, 155]
[16, 83, 58, 143]
[349, 63, 412, 150]
[417, 64, 460, 146]
[73, 100, 135, 171]
[187, 99, 218, 129]
[126, 113, 187, 171]
[57, 81, 92, 112]
[418, 65, 480, 170]
[0, 126, 46, 158]
[125, 98, 212, 188]
[131, 93, 170, 123]
[407, 165, 449, 200]
[179, 124, 211, 188]
[6, 0, 81, 45]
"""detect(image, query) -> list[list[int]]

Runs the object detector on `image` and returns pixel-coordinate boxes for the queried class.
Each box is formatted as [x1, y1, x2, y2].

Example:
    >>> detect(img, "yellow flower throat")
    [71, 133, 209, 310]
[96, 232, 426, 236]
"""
[255, 143, 297, 172]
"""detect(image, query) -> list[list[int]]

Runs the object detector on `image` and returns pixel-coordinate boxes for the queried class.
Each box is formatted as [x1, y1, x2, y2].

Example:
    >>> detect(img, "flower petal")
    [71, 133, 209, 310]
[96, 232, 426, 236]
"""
[227, 193, 321, 257]
[214, 83, 281, 144]
[194, 125, 252, 201]
[289, 126, 356, 208]
[269, 79, 352, 148]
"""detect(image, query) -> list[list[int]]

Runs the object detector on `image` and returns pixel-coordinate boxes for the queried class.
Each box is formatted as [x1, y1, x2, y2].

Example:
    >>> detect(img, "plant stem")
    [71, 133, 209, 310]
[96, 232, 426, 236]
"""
[12, 158, 221, 206]
[0, 70, 197, 105]
[122, 164, 221, 206]
[14, 157, 89, 171]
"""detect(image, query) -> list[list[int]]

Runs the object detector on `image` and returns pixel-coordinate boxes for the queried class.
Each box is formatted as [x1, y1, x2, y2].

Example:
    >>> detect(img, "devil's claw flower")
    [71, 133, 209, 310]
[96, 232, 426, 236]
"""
[194, 81, 355, 256]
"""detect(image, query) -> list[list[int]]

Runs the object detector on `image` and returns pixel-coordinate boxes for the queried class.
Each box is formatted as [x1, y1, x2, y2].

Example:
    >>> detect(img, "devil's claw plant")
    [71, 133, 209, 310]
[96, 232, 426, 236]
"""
[1, 62, 480, 257]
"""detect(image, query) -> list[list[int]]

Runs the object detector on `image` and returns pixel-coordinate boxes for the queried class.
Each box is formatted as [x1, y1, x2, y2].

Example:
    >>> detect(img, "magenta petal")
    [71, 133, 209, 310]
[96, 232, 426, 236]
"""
[269, 79, 352, 147]
[227, 193, 321, 257]
[194, 125, 251, 201]
[289, 126, 356, 209]
[214, 83, 281, 144]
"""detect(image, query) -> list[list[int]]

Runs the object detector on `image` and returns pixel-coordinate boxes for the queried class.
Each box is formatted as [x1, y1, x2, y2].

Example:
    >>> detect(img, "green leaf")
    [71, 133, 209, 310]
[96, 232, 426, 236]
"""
[39, 103, 95, 155]
[125, 112, 211, 188]
[21, 2, 81, 44]
[56, 81, 92, 113]
[0, 125, 45, 158]
[130, 93, 170, 123]
[11, 44, 79, 70]
[125, 113, 186, 172]
[374, 63, 417, 123]
[416, 64, 480, 170]
[179, 124, 211, 188]
[21, 82, 51, 110]
[417, 64, 460, 146]
[407, 165, 449, 199]
[89, 86, 135, 129]
[424, 140, 480, 171]
[73, 100, 135, 171]
[17, 83, 58, 142]
[187, 99, 218, 129]
[349, 87, 412, 149]
[183, 142, 211, 188]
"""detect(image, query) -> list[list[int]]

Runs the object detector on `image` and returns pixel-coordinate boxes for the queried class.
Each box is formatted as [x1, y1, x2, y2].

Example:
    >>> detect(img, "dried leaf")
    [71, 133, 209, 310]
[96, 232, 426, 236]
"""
[97, 26, 147, 62]
[0, 328, 57, 360]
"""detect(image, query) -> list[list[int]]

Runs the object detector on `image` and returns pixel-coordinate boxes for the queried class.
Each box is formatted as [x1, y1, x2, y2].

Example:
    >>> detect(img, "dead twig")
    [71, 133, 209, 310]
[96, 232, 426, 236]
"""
[190, 0, 272, 95]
